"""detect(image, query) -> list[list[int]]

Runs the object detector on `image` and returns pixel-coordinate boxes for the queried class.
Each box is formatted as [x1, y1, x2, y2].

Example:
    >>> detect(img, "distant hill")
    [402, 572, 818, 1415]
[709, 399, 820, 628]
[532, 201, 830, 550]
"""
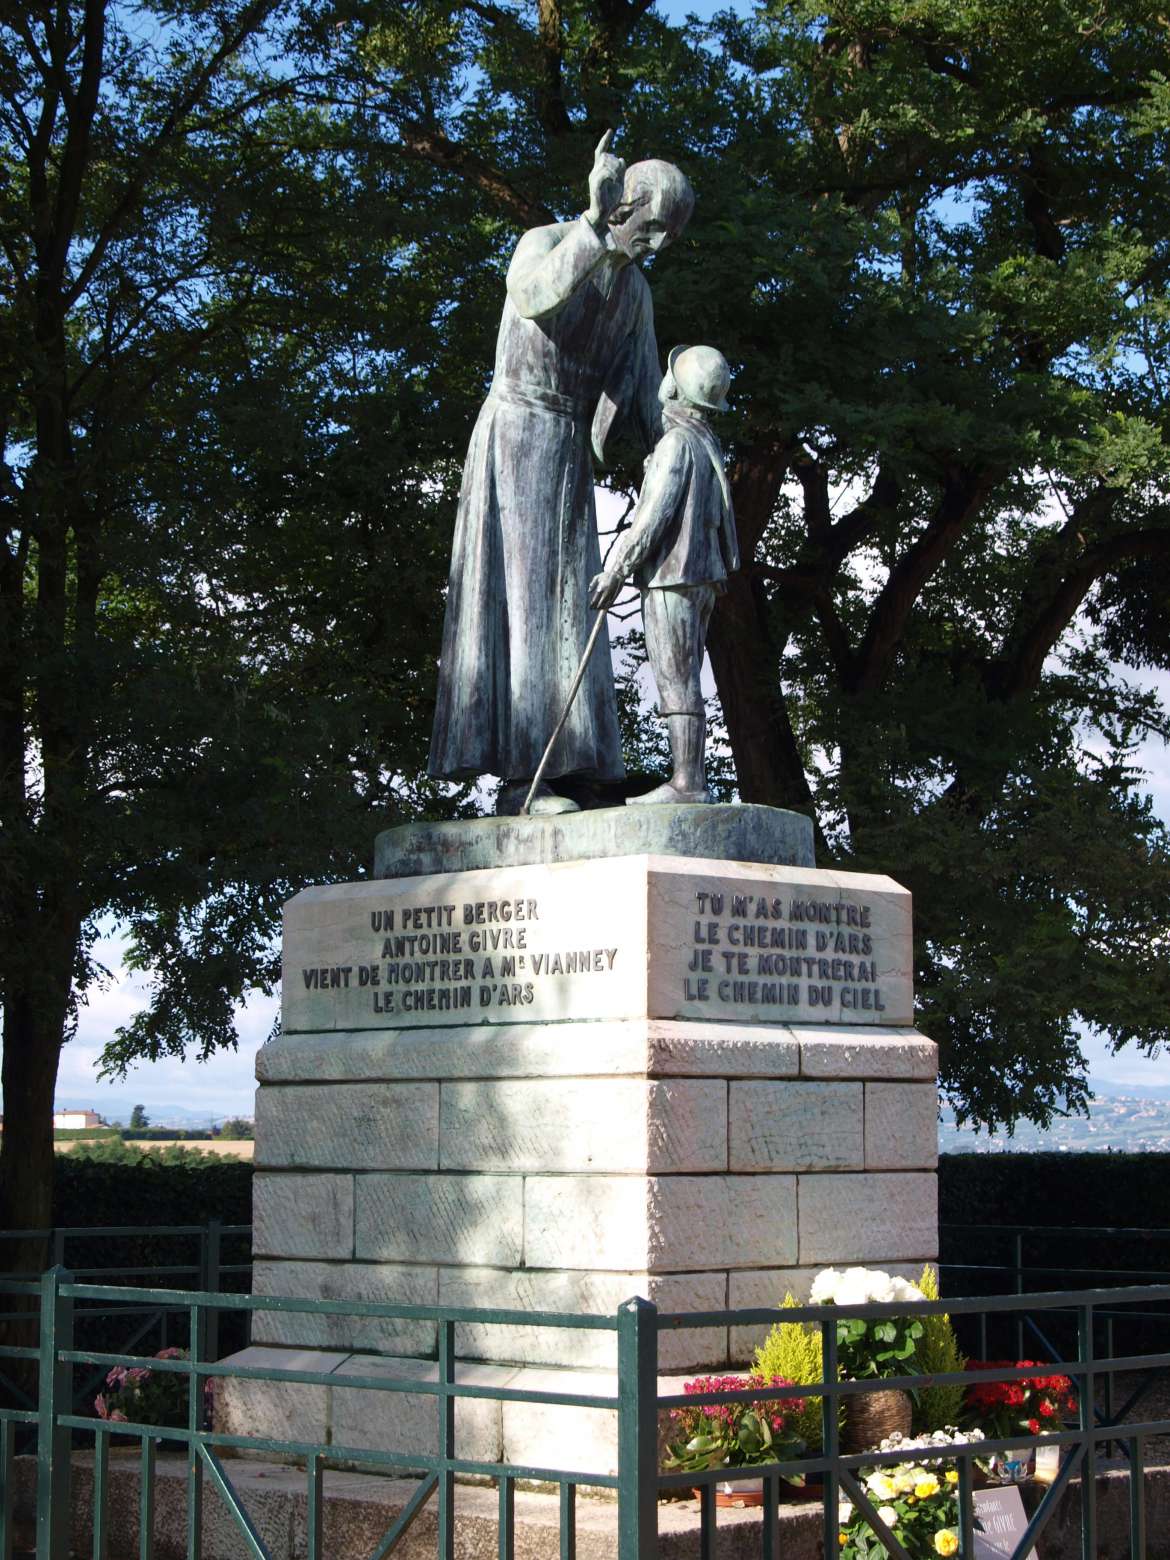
[1086, 1076, 1170, 1102]
[55, 1096, 225, 1130]
[941, 1093, 1170, 1154]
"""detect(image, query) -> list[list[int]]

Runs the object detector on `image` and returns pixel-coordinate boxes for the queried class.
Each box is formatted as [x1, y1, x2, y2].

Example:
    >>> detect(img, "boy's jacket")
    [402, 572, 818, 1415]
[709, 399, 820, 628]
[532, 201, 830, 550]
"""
[607, 404, 740, 590]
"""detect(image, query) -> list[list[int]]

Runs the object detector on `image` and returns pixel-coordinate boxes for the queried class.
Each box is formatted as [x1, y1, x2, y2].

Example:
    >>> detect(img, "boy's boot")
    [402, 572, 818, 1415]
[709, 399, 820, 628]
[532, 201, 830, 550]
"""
[667, 712, 712, 801]
[627, 713, 713, 805]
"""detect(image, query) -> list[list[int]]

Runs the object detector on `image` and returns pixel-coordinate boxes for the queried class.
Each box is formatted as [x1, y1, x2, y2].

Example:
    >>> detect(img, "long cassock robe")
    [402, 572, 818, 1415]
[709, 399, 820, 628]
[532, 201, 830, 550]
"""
[427, 217, 662, 783]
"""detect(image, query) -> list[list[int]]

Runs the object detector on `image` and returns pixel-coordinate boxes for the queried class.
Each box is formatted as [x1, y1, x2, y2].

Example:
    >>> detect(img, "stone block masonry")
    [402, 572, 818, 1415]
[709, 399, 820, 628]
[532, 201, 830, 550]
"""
[219, 821, 938, 1473]
[249, 1018, 937, 1371]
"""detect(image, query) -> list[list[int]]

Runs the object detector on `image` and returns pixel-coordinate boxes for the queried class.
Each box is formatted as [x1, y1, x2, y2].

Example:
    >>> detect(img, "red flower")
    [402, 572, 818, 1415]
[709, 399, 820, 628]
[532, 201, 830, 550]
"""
[1037, 1400, 1055, 1418]
[1027, 1419, 1040, 1435]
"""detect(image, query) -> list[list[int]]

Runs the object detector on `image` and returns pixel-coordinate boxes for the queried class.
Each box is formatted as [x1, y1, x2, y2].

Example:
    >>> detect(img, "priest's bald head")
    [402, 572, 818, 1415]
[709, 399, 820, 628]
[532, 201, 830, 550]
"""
[607, 160, 695, 261]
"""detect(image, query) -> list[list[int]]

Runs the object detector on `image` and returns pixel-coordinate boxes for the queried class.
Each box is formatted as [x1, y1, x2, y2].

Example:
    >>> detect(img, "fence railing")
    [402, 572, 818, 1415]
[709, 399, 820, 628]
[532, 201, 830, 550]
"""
[0, 1223, 253, 1416]
[0, 1222, 252, 1288]
[1, 1270, 1168, 1560]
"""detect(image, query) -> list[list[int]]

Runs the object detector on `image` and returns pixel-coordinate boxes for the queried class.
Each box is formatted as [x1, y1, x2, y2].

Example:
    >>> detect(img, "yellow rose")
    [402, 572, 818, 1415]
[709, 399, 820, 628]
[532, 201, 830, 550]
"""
[945, 1471, 959, 1485]
[866, 1474, 897, 1501]
[893, 1471, 916, 1494]
[915, 1475, 941, 1499]
[935, 1530, 959, 1557]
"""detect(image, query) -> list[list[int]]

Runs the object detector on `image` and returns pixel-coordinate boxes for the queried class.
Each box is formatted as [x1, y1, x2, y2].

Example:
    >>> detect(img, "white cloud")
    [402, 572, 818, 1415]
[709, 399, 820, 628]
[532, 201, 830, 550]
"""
[36, 926, 275, 1121]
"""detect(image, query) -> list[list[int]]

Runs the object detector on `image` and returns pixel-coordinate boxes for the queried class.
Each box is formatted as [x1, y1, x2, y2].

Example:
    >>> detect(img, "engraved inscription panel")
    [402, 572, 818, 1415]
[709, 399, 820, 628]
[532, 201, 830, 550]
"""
[282, 859, 648, 1032]
[647, 860, 913, 1027]
[282, 855, 913, 1032]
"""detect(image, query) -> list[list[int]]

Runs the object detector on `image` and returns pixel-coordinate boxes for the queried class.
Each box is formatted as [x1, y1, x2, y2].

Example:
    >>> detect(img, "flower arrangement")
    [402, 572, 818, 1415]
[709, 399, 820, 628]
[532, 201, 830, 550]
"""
[838, 1430, 985, 1560]
[963, 1362, 1077, 1440]
[94, 1347, 194, 1430]
[662, 1373, 806, 1474]
[839, 1460, 960, 1560]
[810, 1267, 927, 1381]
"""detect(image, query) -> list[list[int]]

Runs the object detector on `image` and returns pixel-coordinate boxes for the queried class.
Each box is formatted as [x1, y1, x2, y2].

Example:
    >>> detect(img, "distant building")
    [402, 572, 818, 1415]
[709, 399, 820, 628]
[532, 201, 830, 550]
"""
[52, 1109, 103, 1130]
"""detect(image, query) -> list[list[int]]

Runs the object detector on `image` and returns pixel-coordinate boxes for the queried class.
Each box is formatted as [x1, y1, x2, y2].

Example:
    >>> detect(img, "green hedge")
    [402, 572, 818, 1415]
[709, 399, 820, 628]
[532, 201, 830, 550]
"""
[120, 1128, 216, 1141]
[939, 1152, 1170, 1359]
[939, 1152, 1170, 1230]
[53, 1155, 253, 1230]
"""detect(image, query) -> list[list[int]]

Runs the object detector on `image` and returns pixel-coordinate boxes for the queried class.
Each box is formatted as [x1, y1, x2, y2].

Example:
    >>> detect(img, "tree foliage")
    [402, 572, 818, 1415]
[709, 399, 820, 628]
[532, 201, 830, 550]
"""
[293, 0, 1170, 1129]
[0, 0, 480, 1248]
[2, 0, 1170, 1255]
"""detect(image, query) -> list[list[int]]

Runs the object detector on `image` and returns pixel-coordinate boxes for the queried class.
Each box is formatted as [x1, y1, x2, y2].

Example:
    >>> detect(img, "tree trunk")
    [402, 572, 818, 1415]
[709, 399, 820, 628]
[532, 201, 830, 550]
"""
[707, 571, 824, 843]
[0, 982, 70, 1278]
[0, 974, 72, 1408]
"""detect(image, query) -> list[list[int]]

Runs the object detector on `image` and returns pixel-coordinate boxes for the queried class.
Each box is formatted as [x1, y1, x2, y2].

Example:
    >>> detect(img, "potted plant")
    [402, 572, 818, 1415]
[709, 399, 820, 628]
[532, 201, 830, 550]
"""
[911, 1266, 967, 1435]
[839, 1460, 961, 1558]
[662, 1373, 806, 1506]
[809, 1267, 927, 1451]
[94, 1347, 200, 1444]
[962, 1362, 1076, 1482]
[752, 1292, 838, 1472]
[839, 1427, 986, 1558]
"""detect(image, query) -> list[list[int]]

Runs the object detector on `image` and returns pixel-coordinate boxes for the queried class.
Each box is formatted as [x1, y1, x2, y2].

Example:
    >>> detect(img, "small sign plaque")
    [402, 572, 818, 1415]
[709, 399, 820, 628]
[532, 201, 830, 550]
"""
[973, 1486, 1038, 1560]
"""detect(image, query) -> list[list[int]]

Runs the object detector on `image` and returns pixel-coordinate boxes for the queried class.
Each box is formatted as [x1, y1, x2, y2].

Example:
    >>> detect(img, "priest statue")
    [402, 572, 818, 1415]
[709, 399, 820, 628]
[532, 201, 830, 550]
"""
[427, 133, 695, 815]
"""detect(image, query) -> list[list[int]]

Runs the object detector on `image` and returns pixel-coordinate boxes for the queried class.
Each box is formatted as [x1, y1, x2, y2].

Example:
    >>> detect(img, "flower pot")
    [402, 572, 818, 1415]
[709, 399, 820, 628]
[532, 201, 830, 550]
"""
[693, 1478, 765, 1507]
[987, 1448, 1034, 1484]
[841, 1388, 913, 1454]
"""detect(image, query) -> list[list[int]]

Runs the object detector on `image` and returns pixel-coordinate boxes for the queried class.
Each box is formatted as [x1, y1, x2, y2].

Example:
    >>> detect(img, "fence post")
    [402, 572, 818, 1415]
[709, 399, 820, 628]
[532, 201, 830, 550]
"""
[616, 1297, 657, 1560]
[1078, 1304, 1097, 1560]
[821, 1317, 840, 1560]
[36, 1267, 73, 1560]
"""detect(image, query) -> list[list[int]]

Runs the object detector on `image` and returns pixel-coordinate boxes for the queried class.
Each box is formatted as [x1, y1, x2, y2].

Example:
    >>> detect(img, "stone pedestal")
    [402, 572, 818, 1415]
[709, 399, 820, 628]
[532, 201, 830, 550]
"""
[219, 805, 938, 1477]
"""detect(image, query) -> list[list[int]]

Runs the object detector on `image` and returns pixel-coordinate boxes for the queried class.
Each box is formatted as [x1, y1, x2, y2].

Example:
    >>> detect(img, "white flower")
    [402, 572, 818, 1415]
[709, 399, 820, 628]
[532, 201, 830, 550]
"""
[877, 1506, 899, 1528]
[888, 1275, 926, 1303]
[810, 1268, 845, 1303]
[810, 1266, 927, 1307]
[865, 1473, 898, 1499]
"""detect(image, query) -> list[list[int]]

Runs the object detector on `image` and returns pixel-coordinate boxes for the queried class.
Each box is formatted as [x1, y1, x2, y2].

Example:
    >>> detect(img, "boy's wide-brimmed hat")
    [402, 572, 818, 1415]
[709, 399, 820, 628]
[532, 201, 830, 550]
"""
[668, 345, 730, 413]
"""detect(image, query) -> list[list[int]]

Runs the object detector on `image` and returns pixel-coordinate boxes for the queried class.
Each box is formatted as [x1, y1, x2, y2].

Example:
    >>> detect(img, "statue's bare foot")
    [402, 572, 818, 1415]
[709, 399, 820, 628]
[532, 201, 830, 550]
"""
[497, 780, 581, 816]
[626, 780, 714, 806]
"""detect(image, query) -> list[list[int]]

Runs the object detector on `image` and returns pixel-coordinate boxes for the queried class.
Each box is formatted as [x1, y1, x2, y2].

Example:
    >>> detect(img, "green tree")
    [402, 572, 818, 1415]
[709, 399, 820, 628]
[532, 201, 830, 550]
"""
[217, 1117, 254, 1140]
[0, 0, 481, 1270]
[308, 0, 1170, 1129]
[324, 0, 1170, 1129]
[128, 1105, 149, 1131]
[5, 0, 1170, 1298]
[677, 0, 1170, 1127]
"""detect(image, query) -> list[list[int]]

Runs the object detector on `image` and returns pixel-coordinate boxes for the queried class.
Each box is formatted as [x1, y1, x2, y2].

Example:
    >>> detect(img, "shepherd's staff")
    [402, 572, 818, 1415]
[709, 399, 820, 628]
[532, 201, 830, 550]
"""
[520, 609, 609, 816]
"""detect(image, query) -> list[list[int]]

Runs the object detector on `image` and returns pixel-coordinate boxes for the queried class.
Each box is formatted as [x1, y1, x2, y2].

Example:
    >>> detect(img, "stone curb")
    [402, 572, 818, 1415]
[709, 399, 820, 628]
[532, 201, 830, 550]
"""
[11, 1453, 1168, 1559]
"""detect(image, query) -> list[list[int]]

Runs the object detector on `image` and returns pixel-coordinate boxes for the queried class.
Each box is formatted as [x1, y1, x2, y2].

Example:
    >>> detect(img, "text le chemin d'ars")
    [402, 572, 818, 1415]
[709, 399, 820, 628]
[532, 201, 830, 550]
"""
[299, 896, 619, 1016]
[683, 889, 887, 1015]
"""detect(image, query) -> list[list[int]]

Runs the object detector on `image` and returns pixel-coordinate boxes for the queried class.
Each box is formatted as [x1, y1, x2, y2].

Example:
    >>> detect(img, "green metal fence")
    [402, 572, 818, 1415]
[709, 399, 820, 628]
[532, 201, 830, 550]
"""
[0, 1224, 252, 1418]
[1, 1270, 1167, 1560]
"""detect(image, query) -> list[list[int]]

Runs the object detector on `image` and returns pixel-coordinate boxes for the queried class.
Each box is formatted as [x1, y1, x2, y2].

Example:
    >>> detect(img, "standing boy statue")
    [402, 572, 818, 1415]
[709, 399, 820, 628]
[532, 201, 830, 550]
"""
[588, 345, 739, 804]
